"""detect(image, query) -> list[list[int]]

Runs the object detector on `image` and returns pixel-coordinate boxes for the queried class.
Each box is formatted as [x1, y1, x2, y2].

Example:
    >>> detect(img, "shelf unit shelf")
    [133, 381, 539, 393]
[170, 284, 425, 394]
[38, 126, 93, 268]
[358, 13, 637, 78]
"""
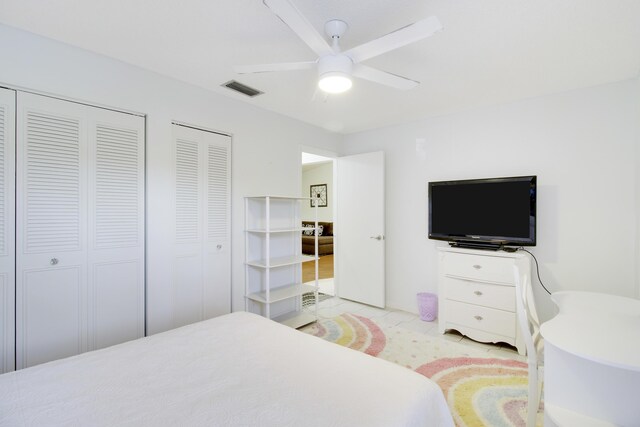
[246, 283, 317, 304]
[246, 227, 309, 234]
[273, 310, 317, 329]
[244, 195, 319, 328]
[245, 195, 308, 200]
[246, 255, 316, 269]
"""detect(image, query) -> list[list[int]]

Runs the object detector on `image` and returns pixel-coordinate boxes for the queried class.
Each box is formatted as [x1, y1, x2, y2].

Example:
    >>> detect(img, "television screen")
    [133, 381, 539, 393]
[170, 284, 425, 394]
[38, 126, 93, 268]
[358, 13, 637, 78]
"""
[428, 176, 536, 247]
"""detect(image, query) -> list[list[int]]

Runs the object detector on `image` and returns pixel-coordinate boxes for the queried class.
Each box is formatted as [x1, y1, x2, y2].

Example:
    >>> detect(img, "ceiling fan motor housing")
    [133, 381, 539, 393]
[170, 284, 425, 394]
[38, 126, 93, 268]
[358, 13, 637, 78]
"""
[318, 54, 353, 78]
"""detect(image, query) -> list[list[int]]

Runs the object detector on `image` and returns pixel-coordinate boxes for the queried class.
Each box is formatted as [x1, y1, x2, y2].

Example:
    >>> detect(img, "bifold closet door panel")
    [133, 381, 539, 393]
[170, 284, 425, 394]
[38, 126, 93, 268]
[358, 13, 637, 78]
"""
[172, 125, 230, 328]
[173, 135, 204, 328]
[203, 140, 231, 319]
[16, 92, 88, 368]
[0, 88, 16, 374]
[16, 92, 145, 368]
[88, 107, 145, 351]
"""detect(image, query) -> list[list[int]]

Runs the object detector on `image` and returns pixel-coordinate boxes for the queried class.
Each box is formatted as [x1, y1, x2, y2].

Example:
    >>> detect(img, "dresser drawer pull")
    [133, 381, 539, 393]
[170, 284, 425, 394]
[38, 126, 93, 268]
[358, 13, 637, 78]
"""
[474, 315, 483, 321]
[474, 290, 483, 296]
[472, 264, 482, 269]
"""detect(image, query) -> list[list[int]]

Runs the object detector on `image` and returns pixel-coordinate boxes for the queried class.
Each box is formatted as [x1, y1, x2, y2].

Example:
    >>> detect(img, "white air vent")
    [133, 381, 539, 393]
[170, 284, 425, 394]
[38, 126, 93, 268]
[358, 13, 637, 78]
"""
[222, 80, 263, 97]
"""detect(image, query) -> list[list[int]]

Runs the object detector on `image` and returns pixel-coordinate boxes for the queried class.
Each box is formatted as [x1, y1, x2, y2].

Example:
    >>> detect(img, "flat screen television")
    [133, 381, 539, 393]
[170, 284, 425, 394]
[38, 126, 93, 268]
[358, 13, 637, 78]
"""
[428, 176, 536, 249]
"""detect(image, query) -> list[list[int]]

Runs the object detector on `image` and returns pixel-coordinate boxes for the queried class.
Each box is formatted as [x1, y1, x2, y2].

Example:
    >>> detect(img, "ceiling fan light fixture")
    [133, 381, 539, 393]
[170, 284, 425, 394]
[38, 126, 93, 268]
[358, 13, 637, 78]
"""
[317, 54, 353, 94]
[318, 72, 352, 94]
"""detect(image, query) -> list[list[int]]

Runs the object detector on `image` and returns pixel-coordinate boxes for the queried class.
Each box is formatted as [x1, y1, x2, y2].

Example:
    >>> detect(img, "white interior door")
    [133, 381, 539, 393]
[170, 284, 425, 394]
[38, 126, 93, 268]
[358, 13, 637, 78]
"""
[0, 87, 16, 374]
[172, 124, 231, 328]
[336, 151, 385, 307]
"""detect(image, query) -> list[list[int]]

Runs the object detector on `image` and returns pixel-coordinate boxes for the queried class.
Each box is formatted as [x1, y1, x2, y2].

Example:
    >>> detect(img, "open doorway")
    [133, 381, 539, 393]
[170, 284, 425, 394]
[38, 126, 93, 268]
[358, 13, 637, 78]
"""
[301, 152, 335, 302]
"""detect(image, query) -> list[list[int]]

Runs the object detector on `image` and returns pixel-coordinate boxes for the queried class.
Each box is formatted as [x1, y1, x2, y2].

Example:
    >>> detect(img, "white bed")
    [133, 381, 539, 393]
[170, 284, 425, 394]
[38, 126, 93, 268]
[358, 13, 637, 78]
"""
[0, 312, 453, 426]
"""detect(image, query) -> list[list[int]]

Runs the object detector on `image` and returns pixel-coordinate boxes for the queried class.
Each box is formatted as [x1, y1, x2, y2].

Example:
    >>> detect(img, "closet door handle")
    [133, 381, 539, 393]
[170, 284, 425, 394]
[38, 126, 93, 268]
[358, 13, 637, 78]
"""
[472, 264, 482, 270]
[474, 290, 483, 296]
[50, 258, 59, 266]
[474, 315, 483, 321]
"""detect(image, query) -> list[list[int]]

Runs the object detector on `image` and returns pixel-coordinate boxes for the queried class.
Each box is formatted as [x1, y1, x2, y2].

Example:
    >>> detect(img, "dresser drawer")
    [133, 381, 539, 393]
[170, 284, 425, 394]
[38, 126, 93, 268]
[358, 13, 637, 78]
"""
[442, 252, 514, 284]
[443, 277, 515, 312]
[445, 300, 515, 338]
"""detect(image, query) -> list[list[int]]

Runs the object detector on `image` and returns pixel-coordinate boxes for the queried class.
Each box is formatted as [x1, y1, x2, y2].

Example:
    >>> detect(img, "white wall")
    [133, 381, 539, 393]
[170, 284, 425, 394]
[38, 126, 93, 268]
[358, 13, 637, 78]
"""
[635, 77, 640, 299]
[342, 79, 640, 321]
[0, 24, 340, 334]
[301, 162, 334, 222]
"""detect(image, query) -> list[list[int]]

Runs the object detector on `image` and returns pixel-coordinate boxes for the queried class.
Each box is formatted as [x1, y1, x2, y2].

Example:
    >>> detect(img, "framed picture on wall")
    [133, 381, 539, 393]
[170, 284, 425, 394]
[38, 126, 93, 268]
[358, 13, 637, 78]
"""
[310, 184, 327, 207]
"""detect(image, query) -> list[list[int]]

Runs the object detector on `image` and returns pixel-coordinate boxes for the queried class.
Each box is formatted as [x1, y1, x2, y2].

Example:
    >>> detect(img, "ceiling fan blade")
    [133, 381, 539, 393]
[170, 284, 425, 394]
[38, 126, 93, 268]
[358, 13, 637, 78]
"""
[345, 16, 443, 63]
[352, 64, 419, 90]
[263, 0, 333, 56]
[235, 61, 316, 74]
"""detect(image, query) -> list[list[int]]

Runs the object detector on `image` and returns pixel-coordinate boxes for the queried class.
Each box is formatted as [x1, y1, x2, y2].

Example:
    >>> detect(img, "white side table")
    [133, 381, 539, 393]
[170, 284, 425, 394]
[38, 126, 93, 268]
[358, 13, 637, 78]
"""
[540, 291, 640, 426]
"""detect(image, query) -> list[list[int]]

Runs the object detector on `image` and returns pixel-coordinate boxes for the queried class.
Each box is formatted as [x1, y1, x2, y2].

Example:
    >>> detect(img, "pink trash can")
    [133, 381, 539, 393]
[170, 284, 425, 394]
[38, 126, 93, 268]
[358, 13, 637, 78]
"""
[417, 292, 438, 322]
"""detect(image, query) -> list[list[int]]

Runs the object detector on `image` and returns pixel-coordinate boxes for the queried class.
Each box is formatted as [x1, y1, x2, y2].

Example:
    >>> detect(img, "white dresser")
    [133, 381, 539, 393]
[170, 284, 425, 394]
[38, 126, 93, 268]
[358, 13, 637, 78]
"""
[437, 247, 530, 355]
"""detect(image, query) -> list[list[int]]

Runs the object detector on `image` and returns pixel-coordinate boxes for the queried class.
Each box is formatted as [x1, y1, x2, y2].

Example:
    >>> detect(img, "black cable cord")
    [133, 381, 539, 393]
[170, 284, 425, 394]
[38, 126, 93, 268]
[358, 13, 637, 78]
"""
[518, 247, 552, 295]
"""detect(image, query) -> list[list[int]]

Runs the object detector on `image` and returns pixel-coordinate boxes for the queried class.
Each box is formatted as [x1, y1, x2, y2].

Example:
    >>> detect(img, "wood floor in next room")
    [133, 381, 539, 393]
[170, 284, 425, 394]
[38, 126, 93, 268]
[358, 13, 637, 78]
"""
[302, 254, 334, 283]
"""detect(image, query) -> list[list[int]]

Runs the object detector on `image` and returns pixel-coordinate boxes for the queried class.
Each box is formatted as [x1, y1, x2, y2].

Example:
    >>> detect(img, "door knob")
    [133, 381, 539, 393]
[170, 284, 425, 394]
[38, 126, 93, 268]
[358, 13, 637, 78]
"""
[369, 235, 384, 241]
[50, 258, 59, 266]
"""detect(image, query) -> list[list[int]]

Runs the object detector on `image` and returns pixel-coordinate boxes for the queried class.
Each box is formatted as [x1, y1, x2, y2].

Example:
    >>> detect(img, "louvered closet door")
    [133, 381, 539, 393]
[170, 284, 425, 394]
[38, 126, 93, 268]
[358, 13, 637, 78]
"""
[172, 124, 230, 328]
[0, 88, 16, 374]
[87, 107, 144, 350]
[16, 92, 145, 368]
[16, 93, 89, 368]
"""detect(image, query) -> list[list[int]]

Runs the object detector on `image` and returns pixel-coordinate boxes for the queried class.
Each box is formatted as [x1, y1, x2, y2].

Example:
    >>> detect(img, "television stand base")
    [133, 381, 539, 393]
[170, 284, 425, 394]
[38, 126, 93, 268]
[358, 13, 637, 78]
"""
[449, 241, 504, 251]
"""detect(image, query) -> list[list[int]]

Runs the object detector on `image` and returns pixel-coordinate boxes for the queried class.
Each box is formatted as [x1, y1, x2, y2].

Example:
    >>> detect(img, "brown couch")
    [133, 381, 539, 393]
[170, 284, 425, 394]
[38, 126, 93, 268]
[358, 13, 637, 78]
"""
[301, 221, 333, 255]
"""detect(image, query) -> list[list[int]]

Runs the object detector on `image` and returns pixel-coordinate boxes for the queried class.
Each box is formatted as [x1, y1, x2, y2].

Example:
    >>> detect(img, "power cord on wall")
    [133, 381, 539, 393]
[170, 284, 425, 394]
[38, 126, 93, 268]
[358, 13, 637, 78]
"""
[517, 247, 552, 295]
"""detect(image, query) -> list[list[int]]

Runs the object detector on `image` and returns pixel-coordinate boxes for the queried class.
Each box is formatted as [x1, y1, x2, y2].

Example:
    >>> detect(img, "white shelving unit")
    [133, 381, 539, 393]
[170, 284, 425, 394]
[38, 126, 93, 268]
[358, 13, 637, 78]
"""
[244, 195, 319, 328]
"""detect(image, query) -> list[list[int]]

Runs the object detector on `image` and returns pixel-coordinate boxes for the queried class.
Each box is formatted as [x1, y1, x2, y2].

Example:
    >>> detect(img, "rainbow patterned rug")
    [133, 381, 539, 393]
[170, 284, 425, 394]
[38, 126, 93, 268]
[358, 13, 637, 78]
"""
[302, 313, 542, 427]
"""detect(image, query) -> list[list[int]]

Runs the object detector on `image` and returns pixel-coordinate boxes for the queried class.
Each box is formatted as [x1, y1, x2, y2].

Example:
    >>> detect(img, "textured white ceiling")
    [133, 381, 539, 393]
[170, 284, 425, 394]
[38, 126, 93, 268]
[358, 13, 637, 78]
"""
[1, 0, 639, 134]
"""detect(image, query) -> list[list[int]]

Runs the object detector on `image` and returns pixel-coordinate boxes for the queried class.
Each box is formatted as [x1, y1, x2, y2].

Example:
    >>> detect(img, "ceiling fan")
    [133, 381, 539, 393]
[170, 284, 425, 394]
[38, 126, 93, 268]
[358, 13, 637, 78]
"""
[235, 0, 443, 94]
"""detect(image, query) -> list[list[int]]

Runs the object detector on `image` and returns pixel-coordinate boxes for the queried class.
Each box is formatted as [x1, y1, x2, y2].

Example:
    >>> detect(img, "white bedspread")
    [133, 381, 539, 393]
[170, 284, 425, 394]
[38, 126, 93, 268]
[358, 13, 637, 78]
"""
[0, 312, 453, 426]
